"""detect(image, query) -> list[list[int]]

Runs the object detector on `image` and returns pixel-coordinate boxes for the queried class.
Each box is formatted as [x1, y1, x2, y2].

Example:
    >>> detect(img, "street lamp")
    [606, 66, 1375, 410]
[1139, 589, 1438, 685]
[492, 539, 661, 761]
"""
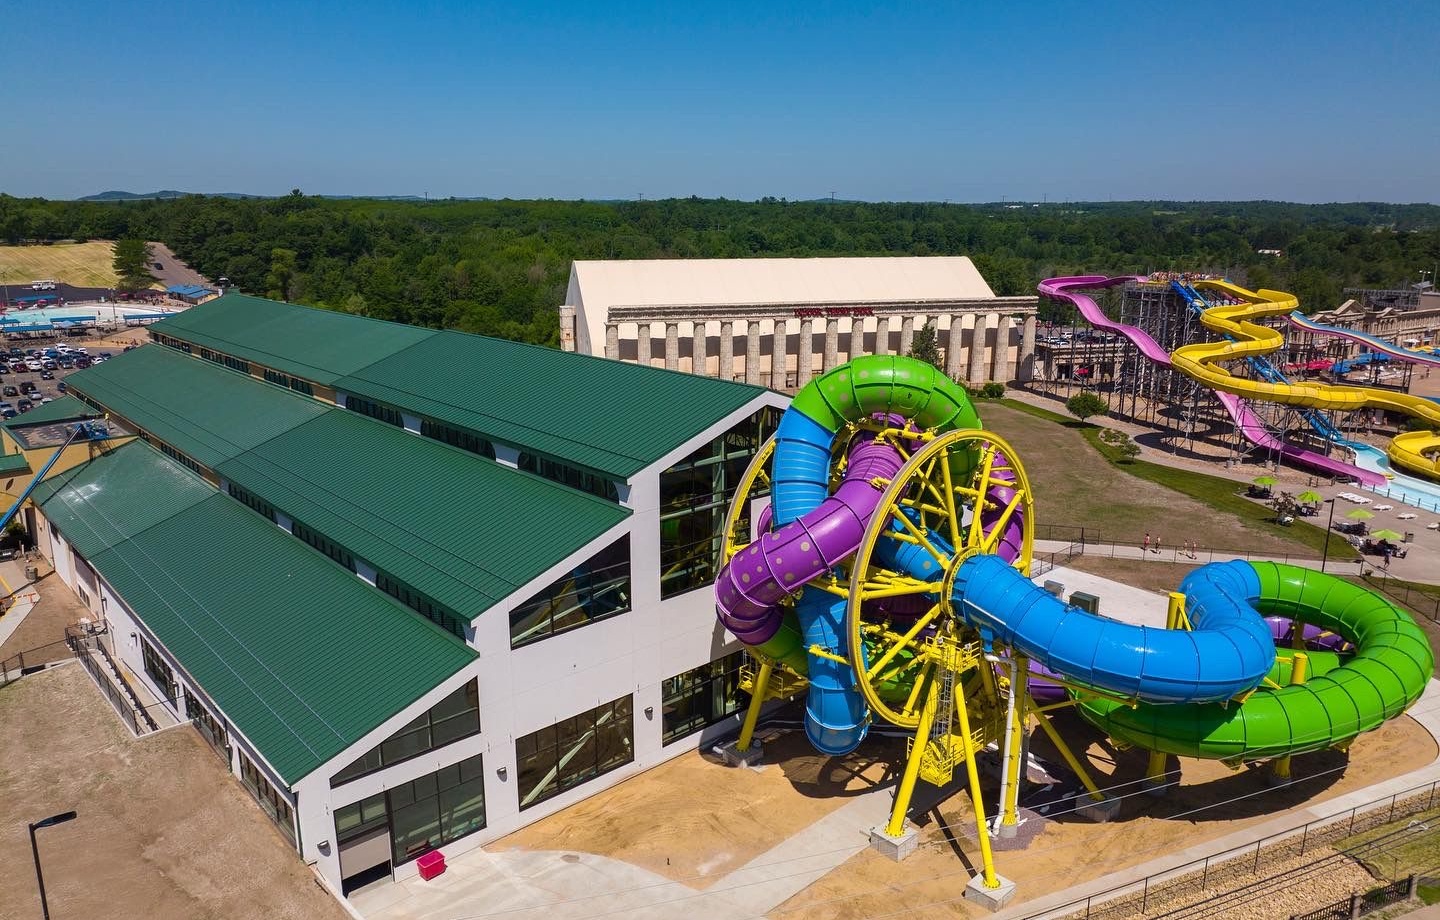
[28, 810, 76, 920]
[1320, 498, 1337, 574]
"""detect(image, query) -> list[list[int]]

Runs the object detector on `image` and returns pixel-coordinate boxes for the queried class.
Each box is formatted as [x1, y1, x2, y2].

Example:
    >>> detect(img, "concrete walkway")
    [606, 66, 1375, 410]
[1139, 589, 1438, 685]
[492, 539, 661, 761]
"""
[352, 783, 894, 920]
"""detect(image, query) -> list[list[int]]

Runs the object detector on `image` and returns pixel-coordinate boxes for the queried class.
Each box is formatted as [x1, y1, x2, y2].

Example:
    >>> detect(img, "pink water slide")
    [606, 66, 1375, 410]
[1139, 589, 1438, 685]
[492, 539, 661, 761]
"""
[1038, 276, 1382, 486]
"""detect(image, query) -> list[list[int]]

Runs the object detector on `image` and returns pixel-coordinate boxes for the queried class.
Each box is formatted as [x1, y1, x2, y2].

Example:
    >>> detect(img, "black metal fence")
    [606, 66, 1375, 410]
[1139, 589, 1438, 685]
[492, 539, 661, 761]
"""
[1291, 875, 1414, 920]
[0, 636, 69, 686]
[1039, 778, 1440, 920]
[65, 626, 162, 735]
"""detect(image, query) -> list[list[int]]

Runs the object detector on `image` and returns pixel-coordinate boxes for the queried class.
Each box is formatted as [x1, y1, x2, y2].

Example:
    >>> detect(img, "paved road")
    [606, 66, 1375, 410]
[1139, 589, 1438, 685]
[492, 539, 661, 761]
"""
[147, 242, 212, 289]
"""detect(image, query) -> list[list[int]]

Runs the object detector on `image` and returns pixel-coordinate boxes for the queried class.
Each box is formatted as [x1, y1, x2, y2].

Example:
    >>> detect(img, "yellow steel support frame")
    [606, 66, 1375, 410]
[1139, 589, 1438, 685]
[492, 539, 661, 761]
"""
[1030, 695, 1106, 801]
[1272, 652, 1309, 782]
[998, 656, 1028, 832]
[884, 672, 940, 838]
[1146, 751, 1168, 787]
[952, 658, 1002, 890]
[736, 660, 774, 753]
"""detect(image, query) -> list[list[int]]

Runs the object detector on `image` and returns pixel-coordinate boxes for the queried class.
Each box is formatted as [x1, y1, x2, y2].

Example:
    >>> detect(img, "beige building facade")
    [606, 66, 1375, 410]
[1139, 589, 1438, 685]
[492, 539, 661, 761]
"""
[558, 257, 1040, 391]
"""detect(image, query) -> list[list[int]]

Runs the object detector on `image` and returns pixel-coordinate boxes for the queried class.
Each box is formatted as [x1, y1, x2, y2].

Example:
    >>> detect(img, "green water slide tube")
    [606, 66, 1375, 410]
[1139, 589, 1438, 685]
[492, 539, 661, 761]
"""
[1078, 562, 1434, 761]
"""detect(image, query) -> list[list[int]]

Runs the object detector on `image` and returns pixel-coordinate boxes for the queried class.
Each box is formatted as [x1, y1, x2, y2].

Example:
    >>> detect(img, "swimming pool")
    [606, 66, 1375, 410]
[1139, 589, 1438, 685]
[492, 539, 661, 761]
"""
[0, 304, 179, 325]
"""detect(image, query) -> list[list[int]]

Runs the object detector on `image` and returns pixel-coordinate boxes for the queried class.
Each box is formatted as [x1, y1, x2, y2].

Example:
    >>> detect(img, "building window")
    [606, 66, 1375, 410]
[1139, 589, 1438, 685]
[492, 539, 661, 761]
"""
[330, 680, 480, 787]
[346, 396, 405, 428]
[516, 695, 633, 810]
[374, 571, 467, 640]
[186, 691, 231, 763]
[659, 407, 780, 599]
[518, 453, 619, 502]
[156, 440, 205, 476]
[334, 792, 388, 846]
[141, 639, 177, 703]
[198, 346, 251, 374]
[421, 419, 496, 459]
[227, 482, 276, 522]
[263, 368, 315, 396]
[239, 751, 297, 847]
[509, 536, 630, 648]
[661, 651, 748, 744]
[387, 754, 486, 865]
[291, 519, 355, 570]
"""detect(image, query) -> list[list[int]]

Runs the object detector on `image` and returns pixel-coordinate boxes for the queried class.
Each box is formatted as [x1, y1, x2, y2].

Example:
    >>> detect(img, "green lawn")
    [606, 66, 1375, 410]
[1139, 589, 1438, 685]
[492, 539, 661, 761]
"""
[981, 399, 1346, 558]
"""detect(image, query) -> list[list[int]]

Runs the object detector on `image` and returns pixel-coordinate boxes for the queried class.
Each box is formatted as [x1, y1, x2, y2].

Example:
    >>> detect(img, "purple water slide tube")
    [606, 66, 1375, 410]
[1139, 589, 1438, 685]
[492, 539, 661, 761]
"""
[1038, 276, 1381, 487]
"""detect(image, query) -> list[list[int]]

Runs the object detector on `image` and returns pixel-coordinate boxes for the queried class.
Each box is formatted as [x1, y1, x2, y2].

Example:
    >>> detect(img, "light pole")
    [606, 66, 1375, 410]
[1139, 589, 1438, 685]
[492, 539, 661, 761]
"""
[1320, 498, 1337, 574]
[28, 810, 76, 919]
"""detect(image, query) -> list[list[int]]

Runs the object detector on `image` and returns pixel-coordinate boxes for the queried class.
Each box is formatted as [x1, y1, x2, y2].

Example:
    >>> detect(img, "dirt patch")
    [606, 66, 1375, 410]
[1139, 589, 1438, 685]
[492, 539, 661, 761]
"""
[497, 724, 904, 889]
[0, 571, 87, 669]
[772, 713, 1435, 919]
[1066, 557, 1202, 593]
[0, 666, 348, 920]
[981, 402, 1313, 555]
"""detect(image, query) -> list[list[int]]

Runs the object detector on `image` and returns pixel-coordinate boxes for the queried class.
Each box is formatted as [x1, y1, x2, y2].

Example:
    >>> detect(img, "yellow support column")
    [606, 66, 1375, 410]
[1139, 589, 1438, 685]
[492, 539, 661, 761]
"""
[1143, 750, 1171, 797]
[1270, 652, 1308, 784]
[956, 662, 1018, 910]
[870, 670, 937, 862]
[720, 660, 772, 767]
[998, 657, 1028, 835]
[1165, 592, 1187, 630]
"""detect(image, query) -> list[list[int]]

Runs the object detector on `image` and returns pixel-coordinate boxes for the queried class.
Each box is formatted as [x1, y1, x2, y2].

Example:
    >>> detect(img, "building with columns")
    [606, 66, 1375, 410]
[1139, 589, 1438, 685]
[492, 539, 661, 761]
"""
[559, 257, 1040, 390]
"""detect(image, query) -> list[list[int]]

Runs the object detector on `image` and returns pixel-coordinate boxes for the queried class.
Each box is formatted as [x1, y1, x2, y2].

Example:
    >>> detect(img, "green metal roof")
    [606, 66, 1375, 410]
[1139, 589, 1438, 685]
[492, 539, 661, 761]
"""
[149, 294, 439, 386]
[0, 452, 30, 475]
[65, 346, 328, 468]
[216, 410, 630, 618]
[3, 395, 98, 430]
[43, 444, 476, 784]
[336, 333, 768, 478]
[70, 346, 631, 619]
[152, 293, 770, 479]
[33, 440, 213, 559]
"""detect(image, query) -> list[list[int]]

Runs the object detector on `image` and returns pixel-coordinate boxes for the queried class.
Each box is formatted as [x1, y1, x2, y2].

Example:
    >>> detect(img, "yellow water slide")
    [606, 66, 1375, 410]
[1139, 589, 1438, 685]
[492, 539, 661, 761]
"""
[1168, 280, 1440, 481]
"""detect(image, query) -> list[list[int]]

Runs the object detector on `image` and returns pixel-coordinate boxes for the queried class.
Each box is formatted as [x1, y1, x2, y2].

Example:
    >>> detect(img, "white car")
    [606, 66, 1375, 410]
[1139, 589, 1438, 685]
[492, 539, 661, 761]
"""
[24, 360, 42, 371]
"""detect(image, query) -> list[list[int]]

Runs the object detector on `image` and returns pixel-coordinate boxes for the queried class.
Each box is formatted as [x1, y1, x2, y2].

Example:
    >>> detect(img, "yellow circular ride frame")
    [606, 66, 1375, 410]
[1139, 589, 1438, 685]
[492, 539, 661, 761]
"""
[845, 428, 1036, 729]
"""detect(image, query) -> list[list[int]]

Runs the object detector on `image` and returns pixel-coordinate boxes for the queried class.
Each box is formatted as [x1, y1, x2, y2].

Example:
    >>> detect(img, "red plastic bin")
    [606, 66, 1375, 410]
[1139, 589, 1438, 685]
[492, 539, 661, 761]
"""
[416, 850, 446, 880]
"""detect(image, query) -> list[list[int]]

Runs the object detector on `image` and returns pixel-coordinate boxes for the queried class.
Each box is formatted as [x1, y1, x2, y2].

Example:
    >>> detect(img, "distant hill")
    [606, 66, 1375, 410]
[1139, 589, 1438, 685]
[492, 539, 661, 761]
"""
[78, 190, 260, 201]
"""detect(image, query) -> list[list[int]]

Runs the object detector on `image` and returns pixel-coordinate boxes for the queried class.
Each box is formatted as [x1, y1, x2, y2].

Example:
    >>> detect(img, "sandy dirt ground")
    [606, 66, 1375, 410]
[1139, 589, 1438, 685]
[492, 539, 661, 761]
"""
[0, 568, 81, 670]
[771, 713, 1435, 920]
[499, 726, 906, 888]
[0, 666, 349, 920]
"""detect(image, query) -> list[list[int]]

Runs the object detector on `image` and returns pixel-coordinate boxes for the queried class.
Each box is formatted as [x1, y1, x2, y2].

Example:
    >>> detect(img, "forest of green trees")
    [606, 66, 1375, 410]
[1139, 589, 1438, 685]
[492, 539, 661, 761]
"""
[1, 193, 1436, 346]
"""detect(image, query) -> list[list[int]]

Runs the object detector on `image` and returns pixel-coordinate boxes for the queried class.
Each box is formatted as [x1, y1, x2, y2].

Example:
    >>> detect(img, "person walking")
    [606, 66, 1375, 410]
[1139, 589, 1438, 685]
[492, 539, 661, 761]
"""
[1143, 532, 1151, 555]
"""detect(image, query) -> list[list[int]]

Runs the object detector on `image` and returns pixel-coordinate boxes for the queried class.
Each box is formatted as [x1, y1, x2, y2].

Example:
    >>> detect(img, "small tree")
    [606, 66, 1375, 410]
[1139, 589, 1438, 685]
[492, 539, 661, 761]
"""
[980, 382, 1005, 399]
[1098, 427, 1140, 462]
[266, 247, 298, 301]
[1065, 392, 1108, 422]
[908, 320, 942, 370]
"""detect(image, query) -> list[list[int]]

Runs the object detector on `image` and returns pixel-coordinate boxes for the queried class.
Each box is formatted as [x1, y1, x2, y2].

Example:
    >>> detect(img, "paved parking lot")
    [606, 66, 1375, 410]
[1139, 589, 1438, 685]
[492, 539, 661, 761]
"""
[0, 337, 125, 417]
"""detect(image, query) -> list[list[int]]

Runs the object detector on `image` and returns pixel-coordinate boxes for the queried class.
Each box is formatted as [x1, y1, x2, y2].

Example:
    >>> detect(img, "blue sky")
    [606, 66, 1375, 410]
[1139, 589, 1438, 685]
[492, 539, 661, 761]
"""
[3, 0, 1437, 202]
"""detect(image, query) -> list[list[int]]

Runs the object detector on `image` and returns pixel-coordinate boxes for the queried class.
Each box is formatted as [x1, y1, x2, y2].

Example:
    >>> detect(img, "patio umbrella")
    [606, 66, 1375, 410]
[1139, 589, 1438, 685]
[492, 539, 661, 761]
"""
[1345, 509, 1374, 521]
[1297, 490, 1323, 503]
[1253, 476, 1277, 486]
[1371, 529, 1403, 541]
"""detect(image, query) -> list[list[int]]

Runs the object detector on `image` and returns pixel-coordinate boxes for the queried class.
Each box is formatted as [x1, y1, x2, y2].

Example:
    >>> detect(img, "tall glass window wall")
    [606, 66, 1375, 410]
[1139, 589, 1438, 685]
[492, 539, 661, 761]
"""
[141, 639, 178, 703]
[508, 537, 630, 648]
[659, 407, 779, 599]
[331, 680, 480, 786]
[661, 651, 748, 743]
[515, 695, 633, 810]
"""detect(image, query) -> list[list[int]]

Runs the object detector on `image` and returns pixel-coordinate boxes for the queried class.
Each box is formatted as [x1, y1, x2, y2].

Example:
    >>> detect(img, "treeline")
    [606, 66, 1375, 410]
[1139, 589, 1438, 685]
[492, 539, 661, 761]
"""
[1, 193, 1437, 344]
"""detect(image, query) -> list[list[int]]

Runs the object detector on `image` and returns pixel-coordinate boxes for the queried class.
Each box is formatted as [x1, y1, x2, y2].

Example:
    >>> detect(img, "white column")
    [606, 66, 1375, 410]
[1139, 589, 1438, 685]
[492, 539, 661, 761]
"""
[797, 318, 815, 387]
[604, 324, 619, 361]
[946, 315, 967, 380]
[745, 321, 762, 385]
[874, 316, 891, 356]
[771, 319, 788, 390]
[691, 321, 708, 376]
[1019, 315, 1038, 382]
[992, 316, 1012, 382]
[664, 323, 680, 371]
[968, 314, 989, 385]
[823, 318, 840, 373]
[900, 315, 916, 356]
[718, 320, 735, 381]
[636, 323, 651, 366]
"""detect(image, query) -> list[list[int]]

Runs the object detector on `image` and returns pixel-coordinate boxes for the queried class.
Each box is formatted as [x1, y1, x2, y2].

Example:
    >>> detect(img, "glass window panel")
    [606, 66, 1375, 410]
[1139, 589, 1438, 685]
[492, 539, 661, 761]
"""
[509, 537, 631, 648]
[439, 780, 486, 840]
[390, 798, 442, 864]
[431, 710, 479, 748]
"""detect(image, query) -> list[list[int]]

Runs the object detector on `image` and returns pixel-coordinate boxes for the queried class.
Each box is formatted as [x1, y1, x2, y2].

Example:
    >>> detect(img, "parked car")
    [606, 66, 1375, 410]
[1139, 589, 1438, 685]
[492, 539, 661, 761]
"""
[24, 360, 42, 371]
[21, 381, 38, 393]
[57, 358, 73, 369]
[17, 399, 33, 412]
[56, 381, 67, 393]
[73, 357, 91, 369]
[0, 408, 14, 419]
[39, 370, 53, 380]
[2, 386, 17, 397]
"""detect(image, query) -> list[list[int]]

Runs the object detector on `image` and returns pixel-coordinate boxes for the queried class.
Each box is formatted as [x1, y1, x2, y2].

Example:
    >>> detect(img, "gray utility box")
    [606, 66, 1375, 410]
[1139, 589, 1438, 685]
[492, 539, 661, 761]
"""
[1069, 591, 1101, 614]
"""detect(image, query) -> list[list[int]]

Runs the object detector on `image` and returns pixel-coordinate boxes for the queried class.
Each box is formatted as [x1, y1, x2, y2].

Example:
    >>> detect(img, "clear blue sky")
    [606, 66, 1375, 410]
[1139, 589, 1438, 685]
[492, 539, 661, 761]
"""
[4, 0, 1437, 202]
